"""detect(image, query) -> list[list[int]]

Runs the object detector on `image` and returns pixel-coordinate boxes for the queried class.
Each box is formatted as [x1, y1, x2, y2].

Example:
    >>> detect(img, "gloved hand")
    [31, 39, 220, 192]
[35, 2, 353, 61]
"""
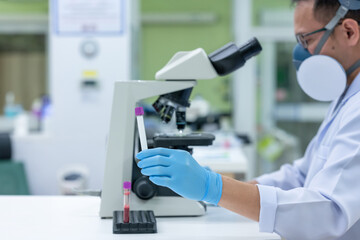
[136, 147, 223, 205]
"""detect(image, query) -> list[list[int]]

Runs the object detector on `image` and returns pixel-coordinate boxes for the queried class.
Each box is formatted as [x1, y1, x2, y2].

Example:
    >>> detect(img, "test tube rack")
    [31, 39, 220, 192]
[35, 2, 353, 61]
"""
[113, 210, 157, 234]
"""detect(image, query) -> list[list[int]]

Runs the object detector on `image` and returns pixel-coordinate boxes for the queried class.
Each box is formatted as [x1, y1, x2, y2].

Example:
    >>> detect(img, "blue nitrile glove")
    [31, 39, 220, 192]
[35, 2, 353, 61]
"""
[136, 148, 223, 205]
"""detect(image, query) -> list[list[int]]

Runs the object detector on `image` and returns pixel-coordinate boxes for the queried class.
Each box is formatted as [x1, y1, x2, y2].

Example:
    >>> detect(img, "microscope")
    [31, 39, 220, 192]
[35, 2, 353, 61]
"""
[99, 38, 262, 218]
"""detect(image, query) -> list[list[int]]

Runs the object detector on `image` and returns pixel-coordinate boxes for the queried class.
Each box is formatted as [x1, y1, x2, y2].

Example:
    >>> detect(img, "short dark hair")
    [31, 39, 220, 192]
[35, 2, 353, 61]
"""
[292, 0, 360, 23]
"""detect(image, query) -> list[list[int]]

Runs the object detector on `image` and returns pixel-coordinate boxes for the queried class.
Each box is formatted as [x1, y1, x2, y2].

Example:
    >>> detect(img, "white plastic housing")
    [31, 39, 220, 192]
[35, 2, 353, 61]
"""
[155, 48, 218, 80]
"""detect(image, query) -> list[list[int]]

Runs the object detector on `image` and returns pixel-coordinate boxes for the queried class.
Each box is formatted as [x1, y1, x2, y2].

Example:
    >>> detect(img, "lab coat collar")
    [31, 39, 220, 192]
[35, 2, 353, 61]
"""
[318, 73, 360, 142]
[330, 72, 360, 115]
[343, 72, 360, 102]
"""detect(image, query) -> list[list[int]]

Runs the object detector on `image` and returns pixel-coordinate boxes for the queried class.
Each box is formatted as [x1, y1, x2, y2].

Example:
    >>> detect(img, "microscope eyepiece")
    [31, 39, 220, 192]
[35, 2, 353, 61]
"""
[239, 37, 262, 61]
[208, 37, 262, 76]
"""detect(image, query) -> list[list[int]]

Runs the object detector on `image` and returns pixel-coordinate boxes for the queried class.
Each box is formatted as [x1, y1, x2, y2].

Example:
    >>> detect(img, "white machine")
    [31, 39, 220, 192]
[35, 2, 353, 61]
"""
[47, 0, 139, 194]
[12, 0, 139, 195]
[100, 38, 262, 218]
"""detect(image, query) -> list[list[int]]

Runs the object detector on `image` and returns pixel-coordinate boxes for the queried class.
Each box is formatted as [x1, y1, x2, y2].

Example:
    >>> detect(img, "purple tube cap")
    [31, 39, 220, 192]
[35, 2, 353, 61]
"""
[123, 181, 132, 189]
[135, 107, 144, 116]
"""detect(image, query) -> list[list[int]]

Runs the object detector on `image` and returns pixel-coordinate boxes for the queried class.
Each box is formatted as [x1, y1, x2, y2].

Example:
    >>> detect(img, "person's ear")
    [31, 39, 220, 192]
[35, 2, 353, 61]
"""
[342, 18, 360, 46]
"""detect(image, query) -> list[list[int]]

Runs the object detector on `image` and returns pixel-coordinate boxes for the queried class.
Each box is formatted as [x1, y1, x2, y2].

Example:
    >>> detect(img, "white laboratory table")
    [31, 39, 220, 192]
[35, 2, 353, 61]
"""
[0, 196, 280, 240]
[194, 146, 248, 174]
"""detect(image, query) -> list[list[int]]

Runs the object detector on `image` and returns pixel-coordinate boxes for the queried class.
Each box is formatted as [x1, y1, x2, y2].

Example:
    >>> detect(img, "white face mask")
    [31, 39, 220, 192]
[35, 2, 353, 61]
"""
[296, 55, 347, 101]
[293, 4, 360, 102]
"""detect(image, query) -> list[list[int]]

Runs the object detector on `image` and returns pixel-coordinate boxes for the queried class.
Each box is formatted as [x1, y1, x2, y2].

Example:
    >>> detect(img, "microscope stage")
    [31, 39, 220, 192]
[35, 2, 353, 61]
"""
[152, 133, 215, 148]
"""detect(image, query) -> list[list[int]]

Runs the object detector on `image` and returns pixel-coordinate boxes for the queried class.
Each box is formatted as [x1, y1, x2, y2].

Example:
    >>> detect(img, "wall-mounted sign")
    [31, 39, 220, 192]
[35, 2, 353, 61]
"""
[52, 0, 125, 36]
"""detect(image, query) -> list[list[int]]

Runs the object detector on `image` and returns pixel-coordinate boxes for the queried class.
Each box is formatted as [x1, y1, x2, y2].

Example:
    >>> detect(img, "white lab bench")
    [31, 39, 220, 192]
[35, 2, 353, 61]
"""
[193, 132, 249, 176]
[0, 196, 280, 240]
[194, 146, 248, 174]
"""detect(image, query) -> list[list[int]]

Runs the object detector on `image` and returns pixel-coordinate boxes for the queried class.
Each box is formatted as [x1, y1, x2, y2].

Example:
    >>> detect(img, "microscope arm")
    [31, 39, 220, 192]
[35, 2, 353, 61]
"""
[155, 38, 262, 80]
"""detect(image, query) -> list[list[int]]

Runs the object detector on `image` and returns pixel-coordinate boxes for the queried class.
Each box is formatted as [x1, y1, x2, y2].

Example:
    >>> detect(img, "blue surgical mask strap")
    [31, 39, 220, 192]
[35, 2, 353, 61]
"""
[314, 5, 349, 55]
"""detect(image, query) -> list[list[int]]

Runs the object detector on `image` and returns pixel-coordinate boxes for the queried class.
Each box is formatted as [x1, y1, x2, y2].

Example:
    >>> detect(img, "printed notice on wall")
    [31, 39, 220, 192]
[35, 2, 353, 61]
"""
[53, 0, 125, 35]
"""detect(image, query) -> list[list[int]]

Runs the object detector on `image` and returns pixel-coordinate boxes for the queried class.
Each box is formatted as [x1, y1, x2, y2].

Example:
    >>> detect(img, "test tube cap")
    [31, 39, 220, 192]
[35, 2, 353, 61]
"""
[135, 107, 144, 116]
[123, 181, 132, 189]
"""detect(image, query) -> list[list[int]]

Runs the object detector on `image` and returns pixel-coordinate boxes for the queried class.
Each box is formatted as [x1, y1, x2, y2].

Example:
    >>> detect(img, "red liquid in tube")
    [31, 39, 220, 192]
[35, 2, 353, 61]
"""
[123, 181, 131, 223]
[123, 204, 130, 223]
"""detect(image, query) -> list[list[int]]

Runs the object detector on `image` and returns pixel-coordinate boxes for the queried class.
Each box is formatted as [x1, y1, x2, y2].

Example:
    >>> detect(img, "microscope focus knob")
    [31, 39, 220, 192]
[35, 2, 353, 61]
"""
[133, 176, 157, 200]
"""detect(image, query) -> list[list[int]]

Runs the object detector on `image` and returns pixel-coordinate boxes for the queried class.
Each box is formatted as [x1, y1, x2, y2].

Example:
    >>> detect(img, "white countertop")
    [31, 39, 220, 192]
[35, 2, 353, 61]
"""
[194, 146, 248, 174]
[0, 196, 280, 240]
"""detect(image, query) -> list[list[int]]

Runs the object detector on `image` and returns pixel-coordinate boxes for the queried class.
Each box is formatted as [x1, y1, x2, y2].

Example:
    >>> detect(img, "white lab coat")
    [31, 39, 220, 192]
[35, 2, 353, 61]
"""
[256, 73, 360, 240]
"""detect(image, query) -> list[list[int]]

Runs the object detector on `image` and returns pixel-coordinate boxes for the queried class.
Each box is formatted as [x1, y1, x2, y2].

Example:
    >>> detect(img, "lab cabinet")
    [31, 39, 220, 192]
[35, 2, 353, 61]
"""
[0, 15, 47, 115]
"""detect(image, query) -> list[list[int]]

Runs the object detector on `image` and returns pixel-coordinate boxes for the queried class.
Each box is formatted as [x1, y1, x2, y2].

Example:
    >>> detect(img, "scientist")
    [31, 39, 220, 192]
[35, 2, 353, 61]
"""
[136, 0, 360, 239]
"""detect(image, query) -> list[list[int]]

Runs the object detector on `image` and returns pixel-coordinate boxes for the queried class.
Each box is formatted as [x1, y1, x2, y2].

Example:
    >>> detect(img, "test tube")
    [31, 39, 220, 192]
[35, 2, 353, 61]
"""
[135, 107, 148, 150]
[123, 181, 131, 223]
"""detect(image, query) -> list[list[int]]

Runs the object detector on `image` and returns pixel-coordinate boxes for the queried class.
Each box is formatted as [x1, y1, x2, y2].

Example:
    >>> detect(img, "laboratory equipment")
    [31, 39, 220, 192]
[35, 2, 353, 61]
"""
[100, 38, 262, 218]
[113, 210, 157, 234]
[57, 165, 89, 195]
[152, 38, 262, 131]
[135, 107, 148, 150]
[123, 181, 131, 223]
[12, 0, 139, 195]
[3, 92, 22, 119]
